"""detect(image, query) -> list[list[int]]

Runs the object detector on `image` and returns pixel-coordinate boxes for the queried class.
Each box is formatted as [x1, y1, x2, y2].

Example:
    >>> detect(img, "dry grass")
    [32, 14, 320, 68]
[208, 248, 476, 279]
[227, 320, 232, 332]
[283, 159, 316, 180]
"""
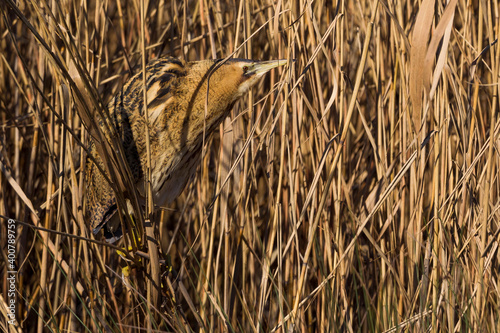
[1, 0, 499, 331]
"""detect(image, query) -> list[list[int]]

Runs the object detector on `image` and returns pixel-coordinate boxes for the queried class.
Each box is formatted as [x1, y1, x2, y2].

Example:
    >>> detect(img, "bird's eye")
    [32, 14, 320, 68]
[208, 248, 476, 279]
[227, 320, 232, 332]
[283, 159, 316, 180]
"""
[242, 66, 249, 73]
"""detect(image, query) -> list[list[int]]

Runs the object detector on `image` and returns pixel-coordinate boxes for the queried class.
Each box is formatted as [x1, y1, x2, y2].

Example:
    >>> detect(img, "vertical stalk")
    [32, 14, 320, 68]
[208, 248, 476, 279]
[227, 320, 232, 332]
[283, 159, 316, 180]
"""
[140, 0, 160, 324]
[36, 43, 49, 333]
[431, 93, 440, 333]
[290, 0, 378, 323]
[476, 30, 499, 330]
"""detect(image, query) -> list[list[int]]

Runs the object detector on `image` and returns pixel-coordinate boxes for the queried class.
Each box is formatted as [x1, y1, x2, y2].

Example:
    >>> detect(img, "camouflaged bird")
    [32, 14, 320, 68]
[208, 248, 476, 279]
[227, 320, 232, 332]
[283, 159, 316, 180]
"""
[86, 56, 285, 242]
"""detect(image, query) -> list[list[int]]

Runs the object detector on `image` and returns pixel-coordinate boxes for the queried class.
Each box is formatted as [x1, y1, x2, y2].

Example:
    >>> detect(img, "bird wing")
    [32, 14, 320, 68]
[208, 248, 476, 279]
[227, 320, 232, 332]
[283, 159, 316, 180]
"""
[85, 57, 186, 238]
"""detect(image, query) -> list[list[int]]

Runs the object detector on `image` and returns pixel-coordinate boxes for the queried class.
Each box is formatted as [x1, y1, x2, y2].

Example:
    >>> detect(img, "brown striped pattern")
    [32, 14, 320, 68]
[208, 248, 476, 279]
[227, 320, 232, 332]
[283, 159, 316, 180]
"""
[85, 57, 279, 241]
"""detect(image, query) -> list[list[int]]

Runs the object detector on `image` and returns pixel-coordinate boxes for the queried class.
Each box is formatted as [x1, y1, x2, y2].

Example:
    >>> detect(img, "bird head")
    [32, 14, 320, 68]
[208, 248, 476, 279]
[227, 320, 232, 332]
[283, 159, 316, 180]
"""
[227, 59, 287, 98]
[186, 58, 287, 105]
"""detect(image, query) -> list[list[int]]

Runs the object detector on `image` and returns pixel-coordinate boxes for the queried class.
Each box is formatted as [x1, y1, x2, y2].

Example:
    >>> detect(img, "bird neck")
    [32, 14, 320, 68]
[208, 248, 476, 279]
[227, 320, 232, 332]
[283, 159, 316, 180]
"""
[180, 69, 238, 137]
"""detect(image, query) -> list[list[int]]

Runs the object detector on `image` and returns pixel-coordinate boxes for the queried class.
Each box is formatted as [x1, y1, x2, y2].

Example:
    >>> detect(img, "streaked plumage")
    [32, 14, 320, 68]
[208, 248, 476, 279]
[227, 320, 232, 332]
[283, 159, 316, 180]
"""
[85, 56, 285, 242]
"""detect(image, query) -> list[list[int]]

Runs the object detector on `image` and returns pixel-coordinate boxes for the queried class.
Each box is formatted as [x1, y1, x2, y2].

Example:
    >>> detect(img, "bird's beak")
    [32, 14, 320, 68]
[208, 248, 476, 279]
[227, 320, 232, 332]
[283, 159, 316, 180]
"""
[245, 59, 287, 76]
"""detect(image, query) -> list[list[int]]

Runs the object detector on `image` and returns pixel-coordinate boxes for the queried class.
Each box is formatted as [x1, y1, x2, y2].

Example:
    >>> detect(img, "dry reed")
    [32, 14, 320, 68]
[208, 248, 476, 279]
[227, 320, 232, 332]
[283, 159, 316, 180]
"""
[0, 0, 499, 332]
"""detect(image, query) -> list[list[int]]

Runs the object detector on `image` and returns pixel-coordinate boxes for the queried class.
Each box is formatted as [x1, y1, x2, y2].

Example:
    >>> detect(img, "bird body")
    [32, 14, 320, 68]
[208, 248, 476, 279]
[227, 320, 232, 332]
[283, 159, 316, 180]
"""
[85, 56, 284, 241]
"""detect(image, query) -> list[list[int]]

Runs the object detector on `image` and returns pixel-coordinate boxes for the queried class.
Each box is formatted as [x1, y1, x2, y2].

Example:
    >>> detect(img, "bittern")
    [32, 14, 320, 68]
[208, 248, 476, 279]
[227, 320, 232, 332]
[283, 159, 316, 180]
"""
[86, 56, 285, 242]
